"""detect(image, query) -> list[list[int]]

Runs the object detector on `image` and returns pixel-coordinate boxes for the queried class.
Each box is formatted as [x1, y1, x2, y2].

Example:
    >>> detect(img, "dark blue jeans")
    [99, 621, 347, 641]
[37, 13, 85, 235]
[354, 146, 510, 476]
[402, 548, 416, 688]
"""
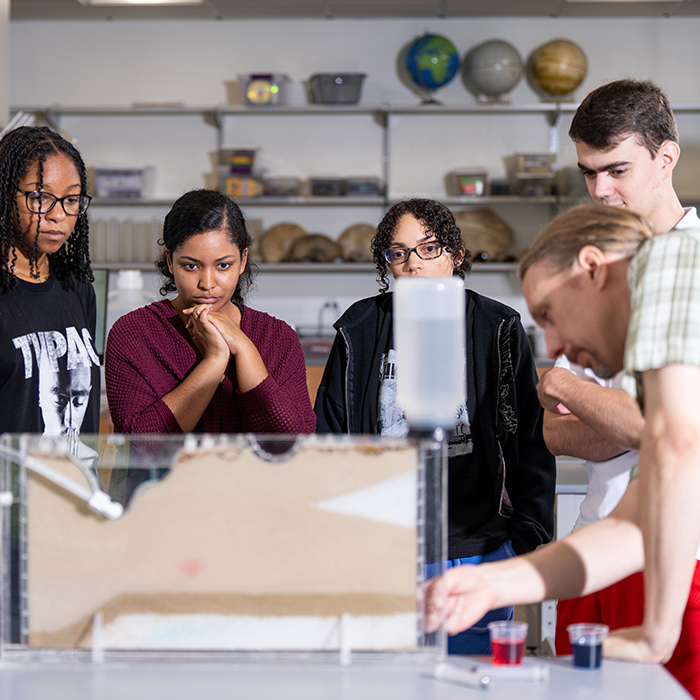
[426, 539, 516, 655]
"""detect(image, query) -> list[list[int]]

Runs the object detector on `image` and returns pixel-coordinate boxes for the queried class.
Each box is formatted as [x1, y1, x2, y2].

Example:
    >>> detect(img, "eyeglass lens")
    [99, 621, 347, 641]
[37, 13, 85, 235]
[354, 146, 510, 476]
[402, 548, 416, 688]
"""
[385, 241, 442, 264]
[21, 190, 91, 215]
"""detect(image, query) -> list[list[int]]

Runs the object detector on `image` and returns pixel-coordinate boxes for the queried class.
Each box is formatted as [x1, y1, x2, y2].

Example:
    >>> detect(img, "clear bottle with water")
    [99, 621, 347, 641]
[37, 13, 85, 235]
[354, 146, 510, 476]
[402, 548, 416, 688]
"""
[394, 277, 466, 431]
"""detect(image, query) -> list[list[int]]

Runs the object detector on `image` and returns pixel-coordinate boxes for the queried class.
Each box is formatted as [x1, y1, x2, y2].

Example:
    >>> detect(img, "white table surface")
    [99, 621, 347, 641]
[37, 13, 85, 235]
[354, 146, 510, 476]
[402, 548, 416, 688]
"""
[0, 656, 691, 700]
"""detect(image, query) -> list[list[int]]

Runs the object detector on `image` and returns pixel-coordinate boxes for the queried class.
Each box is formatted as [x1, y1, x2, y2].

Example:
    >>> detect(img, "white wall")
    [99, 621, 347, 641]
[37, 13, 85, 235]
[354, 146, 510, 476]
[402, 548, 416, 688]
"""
[12, 17, 700, 106]
[10, 16, 700, 338]
[0, 0, 8, 124]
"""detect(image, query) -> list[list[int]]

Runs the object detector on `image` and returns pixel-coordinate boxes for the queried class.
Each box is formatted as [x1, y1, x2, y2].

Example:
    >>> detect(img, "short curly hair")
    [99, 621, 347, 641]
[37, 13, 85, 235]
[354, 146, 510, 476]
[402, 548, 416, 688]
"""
[371, 198, 471, 293]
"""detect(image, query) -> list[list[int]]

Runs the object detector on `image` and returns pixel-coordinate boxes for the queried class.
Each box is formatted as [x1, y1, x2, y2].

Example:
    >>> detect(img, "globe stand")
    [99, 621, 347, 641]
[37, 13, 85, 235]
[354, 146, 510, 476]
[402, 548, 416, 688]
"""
[474, 93, 512, 105]
[415, 88, 444, 106]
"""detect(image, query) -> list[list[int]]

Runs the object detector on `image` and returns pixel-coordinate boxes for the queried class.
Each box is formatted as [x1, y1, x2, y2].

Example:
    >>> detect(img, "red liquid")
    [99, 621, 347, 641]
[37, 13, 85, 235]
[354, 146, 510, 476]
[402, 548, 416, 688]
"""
[491, 638, 525, 665]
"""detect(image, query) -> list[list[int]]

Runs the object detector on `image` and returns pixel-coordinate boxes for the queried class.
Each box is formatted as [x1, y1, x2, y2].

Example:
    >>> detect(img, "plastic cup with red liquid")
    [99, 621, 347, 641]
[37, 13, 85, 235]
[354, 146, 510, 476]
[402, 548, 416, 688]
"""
[487, 621, 529, 665]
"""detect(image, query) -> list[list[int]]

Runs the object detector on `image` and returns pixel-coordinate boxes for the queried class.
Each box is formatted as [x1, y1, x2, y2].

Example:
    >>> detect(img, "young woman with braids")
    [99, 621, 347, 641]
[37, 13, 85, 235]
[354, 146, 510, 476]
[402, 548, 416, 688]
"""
[0, 126, 99, 442]
[105, 189, 315, 436]
[314, 198, 555, 655]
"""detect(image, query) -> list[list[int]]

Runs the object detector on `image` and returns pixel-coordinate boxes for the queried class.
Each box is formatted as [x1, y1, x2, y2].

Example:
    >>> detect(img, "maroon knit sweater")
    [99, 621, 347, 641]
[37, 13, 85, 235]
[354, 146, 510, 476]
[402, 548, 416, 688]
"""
[104, 300, 316, 435]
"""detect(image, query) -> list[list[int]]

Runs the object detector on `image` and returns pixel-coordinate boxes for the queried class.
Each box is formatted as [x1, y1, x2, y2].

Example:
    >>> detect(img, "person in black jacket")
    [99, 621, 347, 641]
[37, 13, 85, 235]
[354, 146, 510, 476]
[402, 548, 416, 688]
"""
[314, 198, 555, 655]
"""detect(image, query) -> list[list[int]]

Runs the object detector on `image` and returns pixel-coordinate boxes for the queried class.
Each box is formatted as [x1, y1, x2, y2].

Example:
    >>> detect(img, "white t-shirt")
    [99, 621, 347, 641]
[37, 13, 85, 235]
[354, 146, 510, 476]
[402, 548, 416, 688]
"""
[554, 355, 638, 532]
[377, 348, 472, 458]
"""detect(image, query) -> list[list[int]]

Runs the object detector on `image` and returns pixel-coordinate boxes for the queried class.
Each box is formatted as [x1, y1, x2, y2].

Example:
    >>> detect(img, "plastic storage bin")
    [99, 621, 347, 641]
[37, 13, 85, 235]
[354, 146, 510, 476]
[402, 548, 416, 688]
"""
[89, 166, 154, 199]
[309, 73, 366, 104]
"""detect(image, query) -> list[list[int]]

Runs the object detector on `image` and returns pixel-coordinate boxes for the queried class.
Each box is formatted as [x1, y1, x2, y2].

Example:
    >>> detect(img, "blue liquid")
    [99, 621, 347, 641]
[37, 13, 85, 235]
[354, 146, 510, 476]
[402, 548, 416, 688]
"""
[572, 642, 602, 668]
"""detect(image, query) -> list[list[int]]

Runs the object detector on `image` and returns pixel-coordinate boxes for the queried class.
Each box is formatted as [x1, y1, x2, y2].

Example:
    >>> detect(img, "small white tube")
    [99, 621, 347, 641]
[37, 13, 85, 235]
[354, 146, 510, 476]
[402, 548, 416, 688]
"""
[433, 662, 491, 690]
[470, 662, 549, 682]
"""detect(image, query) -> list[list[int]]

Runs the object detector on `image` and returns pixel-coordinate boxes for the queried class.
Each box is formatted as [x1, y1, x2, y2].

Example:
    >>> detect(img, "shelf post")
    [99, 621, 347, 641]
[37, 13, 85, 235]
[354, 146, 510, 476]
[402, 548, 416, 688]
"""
[381, 103, 391, 206]
[212, 106, 224, 151]
[545, 104, 562, 171]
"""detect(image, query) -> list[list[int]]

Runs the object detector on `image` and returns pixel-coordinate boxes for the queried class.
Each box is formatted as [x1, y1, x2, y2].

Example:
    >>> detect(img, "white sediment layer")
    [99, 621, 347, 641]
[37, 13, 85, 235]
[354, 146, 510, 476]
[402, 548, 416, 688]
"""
[97, 612, 418, 650]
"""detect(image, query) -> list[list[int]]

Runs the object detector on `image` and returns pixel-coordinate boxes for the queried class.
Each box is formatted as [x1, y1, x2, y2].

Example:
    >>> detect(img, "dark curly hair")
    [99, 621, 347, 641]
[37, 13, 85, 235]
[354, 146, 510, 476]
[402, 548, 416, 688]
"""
[371, 198, 471, 293]
[569, 79, 678, 158]
[0, 126, 92, 292]
[156, 189, 257, 305]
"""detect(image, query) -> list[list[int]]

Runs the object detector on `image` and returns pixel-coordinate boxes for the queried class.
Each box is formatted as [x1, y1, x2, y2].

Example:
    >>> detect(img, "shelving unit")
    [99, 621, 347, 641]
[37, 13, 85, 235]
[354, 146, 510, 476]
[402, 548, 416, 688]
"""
[20, 99, 685, 276]
[12, 101, 579, 208]
[9, 100, 593, 274]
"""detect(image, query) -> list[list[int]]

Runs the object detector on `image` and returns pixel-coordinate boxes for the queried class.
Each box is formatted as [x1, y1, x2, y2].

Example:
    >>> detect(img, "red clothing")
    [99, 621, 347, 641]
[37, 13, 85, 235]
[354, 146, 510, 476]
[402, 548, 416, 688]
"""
[556, 563, 700, 699]
[105, 300, 316, 435]
[556, 573, 644, 656]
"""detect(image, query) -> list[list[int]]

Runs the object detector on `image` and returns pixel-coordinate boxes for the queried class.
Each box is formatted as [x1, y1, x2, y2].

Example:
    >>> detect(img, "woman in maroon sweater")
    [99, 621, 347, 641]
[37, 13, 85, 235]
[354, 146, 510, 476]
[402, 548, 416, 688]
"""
[104, 189, 316, 435]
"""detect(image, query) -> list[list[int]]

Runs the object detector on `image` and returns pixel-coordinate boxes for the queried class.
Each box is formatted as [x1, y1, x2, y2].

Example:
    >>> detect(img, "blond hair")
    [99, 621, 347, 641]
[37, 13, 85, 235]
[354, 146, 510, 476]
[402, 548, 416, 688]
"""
[518, 204, 654, 280]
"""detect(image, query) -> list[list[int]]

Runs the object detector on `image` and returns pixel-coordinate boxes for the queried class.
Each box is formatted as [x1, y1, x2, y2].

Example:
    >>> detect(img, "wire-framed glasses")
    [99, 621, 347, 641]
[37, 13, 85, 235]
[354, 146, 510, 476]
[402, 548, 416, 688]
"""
[17, 189, 92, 216]
[384, 240, 443, 265]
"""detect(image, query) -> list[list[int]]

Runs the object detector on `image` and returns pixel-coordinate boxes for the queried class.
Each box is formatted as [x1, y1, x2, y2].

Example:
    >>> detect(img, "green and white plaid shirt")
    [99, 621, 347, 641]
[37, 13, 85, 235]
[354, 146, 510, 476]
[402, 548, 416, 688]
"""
[625, 229, 700, 480]
[625, 226, 700, 416]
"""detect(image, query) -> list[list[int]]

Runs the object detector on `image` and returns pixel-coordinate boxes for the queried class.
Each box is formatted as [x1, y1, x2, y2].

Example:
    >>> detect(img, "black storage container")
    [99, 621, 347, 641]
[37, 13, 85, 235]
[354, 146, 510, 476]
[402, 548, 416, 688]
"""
[309, 73, 366, 104]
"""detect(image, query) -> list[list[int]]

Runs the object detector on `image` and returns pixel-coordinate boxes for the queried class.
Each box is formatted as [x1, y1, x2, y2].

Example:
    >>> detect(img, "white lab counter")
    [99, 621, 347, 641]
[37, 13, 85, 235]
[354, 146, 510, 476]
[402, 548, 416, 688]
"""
[0, 656, 691, 700]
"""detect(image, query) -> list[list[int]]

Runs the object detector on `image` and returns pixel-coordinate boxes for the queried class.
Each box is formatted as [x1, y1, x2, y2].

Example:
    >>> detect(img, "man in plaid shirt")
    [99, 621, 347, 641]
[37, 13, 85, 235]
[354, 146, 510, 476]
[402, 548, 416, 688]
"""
[424, 203, 700, 699]
[538, 78, 700, 664]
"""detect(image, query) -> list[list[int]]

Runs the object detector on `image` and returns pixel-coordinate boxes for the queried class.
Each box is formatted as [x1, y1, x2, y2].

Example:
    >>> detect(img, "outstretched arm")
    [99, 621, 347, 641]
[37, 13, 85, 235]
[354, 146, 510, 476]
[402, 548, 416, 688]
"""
[425, 479, 644, 636]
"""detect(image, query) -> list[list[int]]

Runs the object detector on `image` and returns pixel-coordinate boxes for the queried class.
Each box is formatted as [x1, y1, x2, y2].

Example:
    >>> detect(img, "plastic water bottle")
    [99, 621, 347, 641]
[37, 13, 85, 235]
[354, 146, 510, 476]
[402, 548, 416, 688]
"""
[105, 269, 157, 336]
[394, 277, 466, 431]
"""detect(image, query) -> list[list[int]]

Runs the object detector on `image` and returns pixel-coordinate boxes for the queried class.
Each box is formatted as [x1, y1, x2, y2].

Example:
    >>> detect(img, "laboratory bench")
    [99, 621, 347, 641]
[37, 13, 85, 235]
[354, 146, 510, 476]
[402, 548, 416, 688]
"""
[0, 656, 691, 700]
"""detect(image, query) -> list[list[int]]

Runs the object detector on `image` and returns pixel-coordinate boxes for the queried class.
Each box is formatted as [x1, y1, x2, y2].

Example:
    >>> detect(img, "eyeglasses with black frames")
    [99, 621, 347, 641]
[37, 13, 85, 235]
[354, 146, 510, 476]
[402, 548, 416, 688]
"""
[17, 189, 92, 216]
[384, 240, 443, 265]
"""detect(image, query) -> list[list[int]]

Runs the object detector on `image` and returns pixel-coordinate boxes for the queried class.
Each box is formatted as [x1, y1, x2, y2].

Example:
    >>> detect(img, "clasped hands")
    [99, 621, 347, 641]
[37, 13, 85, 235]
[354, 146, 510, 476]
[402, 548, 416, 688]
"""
[182, 303, 246, 360]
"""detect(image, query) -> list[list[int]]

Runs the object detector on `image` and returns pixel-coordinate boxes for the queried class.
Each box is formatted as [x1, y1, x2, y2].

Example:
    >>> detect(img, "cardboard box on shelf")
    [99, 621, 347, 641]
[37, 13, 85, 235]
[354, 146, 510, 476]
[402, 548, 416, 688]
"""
[504, 153, 555, 197]
[445, 170, 489, 197]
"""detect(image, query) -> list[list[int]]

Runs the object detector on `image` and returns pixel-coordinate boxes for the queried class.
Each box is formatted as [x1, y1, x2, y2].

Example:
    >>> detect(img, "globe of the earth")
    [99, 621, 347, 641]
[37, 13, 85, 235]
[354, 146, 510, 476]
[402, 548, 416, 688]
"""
[526, 39, 588, 98]
[404, 33, 460, 97]
[462, 39, 523, 103]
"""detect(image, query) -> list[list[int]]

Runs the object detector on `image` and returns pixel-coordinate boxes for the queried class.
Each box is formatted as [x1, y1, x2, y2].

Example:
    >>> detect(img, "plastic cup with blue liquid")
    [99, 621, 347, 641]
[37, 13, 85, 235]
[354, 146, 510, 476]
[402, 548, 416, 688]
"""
[567, 623, 609, 669]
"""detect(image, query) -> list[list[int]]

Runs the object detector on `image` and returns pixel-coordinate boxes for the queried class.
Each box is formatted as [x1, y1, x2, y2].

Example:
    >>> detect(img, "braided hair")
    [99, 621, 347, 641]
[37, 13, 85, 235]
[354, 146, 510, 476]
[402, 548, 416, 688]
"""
[0, 126, 92, 292]
[371, 198, 472, 293]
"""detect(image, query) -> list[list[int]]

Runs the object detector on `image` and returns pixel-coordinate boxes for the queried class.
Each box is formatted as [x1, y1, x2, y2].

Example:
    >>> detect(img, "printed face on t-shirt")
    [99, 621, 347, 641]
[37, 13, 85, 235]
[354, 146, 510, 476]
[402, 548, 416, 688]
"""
[39, 359, 92, 441]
